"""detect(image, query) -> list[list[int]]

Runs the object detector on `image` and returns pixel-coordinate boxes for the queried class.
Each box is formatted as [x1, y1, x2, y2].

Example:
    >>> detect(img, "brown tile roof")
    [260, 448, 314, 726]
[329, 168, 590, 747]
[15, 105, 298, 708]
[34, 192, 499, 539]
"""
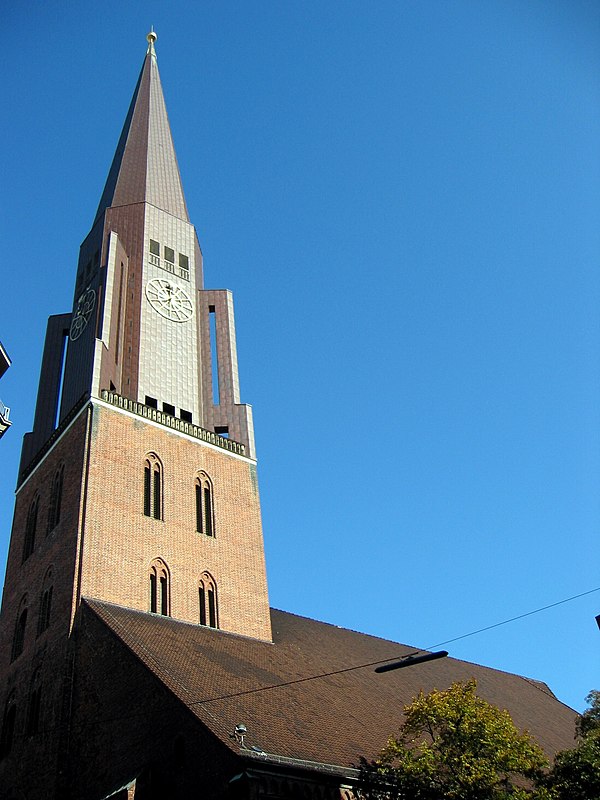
[84, 599, 577, 772]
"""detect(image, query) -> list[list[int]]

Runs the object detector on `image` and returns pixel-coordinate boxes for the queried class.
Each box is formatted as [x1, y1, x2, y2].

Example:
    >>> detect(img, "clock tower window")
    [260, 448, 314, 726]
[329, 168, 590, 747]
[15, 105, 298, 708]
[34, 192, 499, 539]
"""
[22, 496, 39, 563]
[11, 597, 28, 662]
[149, 560, 170, 616]
[143, 454, 162, 520]
[198, 573, 218, 628]
[195, 473, 214, 537]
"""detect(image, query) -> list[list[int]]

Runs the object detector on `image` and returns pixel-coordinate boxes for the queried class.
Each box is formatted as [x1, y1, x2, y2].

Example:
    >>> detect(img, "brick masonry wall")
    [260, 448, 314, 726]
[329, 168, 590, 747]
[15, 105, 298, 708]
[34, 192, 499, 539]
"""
[0, 409, 91, 798]
[79, 401, 272, 641]
[63, 603, 245, 800]
[0, 394, 271, 797]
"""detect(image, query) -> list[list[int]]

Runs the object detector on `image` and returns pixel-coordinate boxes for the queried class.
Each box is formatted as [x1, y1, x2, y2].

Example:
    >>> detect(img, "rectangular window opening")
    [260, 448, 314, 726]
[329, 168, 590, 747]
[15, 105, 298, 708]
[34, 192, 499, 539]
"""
[215, 426, 229, 439]
[209, 306, 220, 405]
[160, 577, 168, 615]
[164, 246, 175, 264]
[208, 589, 216, 628]
[145, 396, 158, 409]
[153, 470, 161, 520]
[180, 409, 193, 423]
[150, 573, 157, 613]
[149, 239, 160, 256]
[199, 587, 206, 625]
[163, 403, 175, 417]
[144, 466, 151, 517]
[195, 484, 203, 534]
[204, 486, 213, 538]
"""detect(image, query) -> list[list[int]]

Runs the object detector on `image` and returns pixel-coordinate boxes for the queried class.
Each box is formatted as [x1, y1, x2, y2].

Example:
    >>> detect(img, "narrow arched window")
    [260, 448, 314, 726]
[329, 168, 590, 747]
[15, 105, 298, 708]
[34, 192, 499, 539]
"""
[195, 472, 214, 537]
[0, 693, 17, 759]
[22, 496, 39, 562]
[198, 572, 218, 629]
[144, 454, 162, 520]
[37, 568, 54, 637]
[149, 559, 169, 616]
[11, 597, 28, 662]
[47, 465, 64, 532]
[25, 670, 42, 737]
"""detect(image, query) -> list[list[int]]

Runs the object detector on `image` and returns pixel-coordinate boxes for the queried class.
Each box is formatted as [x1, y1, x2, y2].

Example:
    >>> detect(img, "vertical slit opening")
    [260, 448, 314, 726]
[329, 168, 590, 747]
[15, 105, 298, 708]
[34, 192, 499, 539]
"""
[208, 306, 220, 405]
[54, 330, 69, 429]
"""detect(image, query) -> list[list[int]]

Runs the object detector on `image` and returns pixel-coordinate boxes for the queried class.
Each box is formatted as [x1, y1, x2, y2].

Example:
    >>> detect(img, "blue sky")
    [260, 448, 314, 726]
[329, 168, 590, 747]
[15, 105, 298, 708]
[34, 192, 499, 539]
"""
[1, 2, 599, 715]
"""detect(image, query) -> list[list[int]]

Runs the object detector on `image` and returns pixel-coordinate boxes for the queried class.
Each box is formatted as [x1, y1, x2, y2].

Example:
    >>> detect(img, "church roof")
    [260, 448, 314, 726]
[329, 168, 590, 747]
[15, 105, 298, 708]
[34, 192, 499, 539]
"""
[93, 32, 189, 225]
[84, 599, 576, 773]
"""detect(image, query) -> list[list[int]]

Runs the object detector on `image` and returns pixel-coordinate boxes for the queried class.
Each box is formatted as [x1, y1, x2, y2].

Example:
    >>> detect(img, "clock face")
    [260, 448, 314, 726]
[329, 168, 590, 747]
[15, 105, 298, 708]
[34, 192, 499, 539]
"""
[69, 288, 96, 341]
[146, 279, 193, 322]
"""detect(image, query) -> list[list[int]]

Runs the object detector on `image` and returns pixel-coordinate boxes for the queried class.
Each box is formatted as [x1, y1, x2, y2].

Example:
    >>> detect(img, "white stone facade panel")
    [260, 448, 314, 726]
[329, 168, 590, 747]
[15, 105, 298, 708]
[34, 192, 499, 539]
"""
[138, 206, 200, 420]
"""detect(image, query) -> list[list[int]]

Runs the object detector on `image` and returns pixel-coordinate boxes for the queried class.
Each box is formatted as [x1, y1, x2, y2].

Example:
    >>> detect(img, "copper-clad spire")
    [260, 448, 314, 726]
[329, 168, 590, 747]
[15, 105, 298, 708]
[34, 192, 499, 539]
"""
[93, 30, 189, 224]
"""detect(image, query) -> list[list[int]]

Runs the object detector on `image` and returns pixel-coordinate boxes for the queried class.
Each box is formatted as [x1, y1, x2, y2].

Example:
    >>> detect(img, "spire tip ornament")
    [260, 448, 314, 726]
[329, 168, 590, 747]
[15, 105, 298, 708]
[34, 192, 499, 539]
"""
[146, 27, 157, 55]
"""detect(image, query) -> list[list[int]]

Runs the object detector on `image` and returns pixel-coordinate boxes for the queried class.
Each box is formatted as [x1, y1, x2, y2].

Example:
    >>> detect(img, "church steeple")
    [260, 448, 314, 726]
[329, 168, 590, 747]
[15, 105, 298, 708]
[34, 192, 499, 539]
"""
[2, 30, 270, 668]
[94, 30, 189, 225]
[0, 35, 273, 793]
[20, 31, 257, 468]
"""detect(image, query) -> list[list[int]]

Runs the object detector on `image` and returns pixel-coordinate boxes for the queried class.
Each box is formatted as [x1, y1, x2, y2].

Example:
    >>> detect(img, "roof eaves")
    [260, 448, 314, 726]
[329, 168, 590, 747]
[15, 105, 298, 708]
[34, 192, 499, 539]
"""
[241, 748, 360, 781]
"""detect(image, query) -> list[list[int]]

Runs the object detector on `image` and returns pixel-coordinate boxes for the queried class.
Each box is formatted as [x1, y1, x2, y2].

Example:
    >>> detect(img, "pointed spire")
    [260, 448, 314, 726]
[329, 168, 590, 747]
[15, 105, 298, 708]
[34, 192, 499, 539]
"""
[93, 31, 189, 225]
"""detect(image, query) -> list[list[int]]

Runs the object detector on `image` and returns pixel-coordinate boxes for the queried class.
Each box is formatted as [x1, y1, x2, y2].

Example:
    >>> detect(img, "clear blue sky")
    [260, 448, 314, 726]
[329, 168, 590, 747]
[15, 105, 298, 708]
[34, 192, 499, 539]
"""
[1, 2, 598, 715]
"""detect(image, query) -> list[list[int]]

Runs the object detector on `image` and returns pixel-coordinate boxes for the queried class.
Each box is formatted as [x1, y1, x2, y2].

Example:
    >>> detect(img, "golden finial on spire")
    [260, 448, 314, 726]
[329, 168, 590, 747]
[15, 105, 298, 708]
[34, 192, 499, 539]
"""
[146, 27, 157, 56]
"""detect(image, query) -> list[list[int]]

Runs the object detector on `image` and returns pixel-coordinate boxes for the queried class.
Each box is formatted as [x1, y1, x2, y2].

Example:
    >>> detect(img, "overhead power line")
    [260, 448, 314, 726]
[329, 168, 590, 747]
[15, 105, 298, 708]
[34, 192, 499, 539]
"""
[10, 585, 598, 743]
[423, 586, 600, 651]
[190, 585, 600, 706]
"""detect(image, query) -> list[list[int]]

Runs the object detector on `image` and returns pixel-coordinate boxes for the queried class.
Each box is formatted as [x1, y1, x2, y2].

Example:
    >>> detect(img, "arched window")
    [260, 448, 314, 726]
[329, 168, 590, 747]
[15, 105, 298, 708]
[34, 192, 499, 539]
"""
[37, 568, 54, 637]
[143, 454, 162, 520]
[47, 464, 64, 532]
[25, 669, 42, 737]
[0, 692, 17, 759]
[149, 559, 169, 616]
[22, 495, 39, 562]
[11, 596, 28, 662]
[198, 572, 218, 628]
[195, 472, 214, 537]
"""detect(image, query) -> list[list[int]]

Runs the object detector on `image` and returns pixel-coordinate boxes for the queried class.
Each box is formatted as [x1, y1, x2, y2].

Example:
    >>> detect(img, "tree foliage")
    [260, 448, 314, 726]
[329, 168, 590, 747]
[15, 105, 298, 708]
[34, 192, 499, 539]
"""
[358, 679, 551, 800]
[544, 690, 600, 800]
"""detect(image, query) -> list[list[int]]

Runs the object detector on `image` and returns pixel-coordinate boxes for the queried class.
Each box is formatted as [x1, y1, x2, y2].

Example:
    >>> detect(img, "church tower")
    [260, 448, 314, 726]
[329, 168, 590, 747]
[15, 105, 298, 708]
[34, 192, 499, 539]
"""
[0, 31, 271, 783]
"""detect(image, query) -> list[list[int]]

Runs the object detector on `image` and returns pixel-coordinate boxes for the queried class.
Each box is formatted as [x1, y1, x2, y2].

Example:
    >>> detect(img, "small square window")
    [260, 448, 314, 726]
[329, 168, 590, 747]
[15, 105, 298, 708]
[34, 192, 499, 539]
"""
[215, 426, 229, 439]
[163, 403, 175, 416]
[145, 396, 158, 409]
[179, 253, 189, 269]
[180, 410, 193, 423]
[164, 246, 175, 264]
[150, 239, 160, 256]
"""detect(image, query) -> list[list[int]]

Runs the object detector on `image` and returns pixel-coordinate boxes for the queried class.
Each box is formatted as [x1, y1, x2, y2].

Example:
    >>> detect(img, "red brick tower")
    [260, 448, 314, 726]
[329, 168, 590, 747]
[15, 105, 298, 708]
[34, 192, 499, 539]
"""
[0, 31, 271, 790]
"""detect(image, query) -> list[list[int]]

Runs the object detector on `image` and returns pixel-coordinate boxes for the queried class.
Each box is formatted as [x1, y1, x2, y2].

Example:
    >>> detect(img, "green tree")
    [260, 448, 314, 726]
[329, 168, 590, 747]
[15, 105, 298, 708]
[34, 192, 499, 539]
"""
[358, 679, 551, 800]
[545, 690, 600, 800]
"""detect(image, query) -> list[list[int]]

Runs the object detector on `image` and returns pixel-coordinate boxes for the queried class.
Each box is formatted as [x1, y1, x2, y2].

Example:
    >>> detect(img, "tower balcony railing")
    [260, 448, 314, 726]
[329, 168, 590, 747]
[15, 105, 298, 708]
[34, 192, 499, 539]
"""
[100, 390, 246, 456]
[0, 399, 11, 439]
[148, 254, 190, 282]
